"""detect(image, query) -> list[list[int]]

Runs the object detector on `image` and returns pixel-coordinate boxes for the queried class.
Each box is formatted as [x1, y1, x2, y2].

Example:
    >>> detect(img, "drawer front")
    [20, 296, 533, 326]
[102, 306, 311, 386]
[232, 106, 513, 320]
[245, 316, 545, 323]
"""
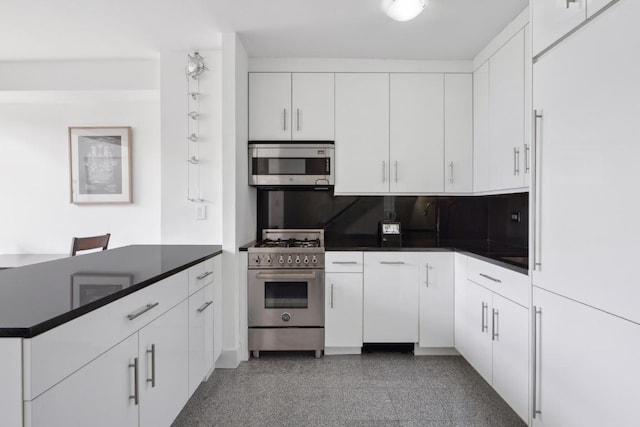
[188, 258, 215, 295]
[325, 252, 364, 273]
[27, 271, 188, 400]
[467, 257, 529, 307]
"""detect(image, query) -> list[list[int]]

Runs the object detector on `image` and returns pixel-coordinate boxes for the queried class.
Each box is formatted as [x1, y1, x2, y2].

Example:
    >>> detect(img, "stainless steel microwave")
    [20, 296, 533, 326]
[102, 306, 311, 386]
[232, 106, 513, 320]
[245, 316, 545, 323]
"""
[248, 142, 335, 187]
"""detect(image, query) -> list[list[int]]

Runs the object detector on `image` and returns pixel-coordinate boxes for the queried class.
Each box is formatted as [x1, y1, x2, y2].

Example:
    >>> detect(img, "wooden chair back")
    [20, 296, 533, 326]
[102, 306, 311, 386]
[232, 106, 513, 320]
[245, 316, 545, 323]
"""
[70, 233, 111, 256]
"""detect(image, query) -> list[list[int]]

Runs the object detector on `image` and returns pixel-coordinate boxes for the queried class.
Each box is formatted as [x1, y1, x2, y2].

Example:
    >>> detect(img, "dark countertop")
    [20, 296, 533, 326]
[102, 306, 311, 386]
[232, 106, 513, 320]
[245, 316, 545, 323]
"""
[0, 245, 222, 338]
[240, 234, 528, 274]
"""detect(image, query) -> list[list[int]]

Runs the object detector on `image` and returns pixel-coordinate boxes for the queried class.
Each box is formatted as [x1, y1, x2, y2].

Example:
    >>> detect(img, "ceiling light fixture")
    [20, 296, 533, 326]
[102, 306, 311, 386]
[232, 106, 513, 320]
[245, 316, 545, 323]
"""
[383, 0, 426, 22]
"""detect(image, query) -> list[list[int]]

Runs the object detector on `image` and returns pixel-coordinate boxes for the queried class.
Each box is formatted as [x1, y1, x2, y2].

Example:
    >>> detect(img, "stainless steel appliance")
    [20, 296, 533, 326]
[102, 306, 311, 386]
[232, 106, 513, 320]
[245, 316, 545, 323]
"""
[248, 142, 334, 187]
[379, 220, 402, 247]
[248, 229, 325, 358]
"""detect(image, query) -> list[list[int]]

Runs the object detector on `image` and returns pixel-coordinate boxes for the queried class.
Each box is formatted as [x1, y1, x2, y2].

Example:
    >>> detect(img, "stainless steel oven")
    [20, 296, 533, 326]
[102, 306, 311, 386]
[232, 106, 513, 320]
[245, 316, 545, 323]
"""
[248, 269, 324, 327]
[248, 143, 334, 187]
[247, 229, 325, 358]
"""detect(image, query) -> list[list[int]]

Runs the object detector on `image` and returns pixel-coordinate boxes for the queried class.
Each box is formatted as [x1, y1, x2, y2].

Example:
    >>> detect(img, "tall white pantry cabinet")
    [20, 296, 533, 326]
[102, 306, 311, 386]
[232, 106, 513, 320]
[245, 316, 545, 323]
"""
[531, 0, 640, 425]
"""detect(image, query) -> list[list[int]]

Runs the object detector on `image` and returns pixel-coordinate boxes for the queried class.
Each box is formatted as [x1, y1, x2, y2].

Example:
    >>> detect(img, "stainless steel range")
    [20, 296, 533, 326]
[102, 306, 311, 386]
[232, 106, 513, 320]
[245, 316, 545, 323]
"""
[248, 229, 325, 358]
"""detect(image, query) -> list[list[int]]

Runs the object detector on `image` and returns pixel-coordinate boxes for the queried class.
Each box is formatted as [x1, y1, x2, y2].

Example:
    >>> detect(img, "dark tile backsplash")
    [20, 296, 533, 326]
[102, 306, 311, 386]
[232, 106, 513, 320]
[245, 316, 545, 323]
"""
[256, 189, 528, 250]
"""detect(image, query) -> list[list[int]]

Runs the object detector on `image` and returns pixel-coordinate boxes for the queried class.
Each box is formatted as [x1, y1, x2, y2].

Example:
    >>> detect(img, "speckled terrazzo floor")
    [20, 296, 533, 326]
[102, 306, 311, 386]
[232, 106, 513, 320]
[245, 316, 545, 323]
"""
[171, 352, 526, 427]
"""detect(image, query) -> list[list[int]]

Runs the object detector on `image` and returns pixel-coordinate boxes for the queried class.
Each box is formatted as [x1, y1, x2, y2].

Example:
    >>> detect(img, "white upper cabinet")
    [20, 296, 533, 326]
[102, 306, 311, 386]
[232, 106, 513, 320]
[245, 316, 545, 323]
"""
[335, 73, 390, 194]
[532, 0, 586, 57]
[532, 0, 640, 323]
[292, 73, 335, 140]
[444, 74, 473, 193]
[250, 72, 334, 141]
[249, 73, 292, 140]
[473, 62, 490, 193]
[390, 73, 444, 193]
[489, 28, 527, 191]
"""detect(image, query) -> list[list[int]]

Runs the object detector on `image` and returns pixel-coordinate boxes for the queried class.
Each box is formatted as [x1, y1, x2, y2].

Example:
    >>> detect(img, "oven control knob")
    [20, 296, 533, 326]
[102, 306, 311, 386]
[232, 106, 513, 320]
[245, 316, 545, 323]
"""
[287, 256, 293, 264]
[254, 257, 260, 264]
[295, 256, 301, 264]
[312, 256, 318, 264]
[278, 256, 285, 265]
[303, 256, 309, 264]
[281, 312, 291, 322]
[266, 256, 272, 264]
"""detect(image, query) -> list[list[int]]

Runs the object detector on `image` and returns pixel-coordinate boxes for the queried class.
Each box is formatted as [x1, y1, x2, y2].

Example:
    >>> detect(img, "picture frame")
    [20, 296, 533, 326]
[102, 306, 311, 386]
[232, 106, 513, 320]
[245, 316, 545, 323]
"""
[70, 273, 133, 308]
[69, 126, 132, 204]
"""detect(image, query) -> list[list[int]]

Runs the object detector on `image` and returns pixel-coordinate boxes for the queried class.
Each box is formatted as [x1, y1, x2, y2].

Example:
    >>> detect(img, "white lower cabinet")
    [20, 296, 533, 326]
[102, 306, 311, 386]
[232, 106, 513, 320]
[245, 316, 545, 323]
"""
[138, 300, 189, 427]
[188, 285, 215, 396]
[363, 252, 420, 343]
[325, 272, 363, 348]
[453, 253, 469, 357]
[465, 280, 528, 422]
[325, 252, 363, 352]
[532, 286, 640, 427]
[30, 333, 139, 427]
[418, 252, 454, 347]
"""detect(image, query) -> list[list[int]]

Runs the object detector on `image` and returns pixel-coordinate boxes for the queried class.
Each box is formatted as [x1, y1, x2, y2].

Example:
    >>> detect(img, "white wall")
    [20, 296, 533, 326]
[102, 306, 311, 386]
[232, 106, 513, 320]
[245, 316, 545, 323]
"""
[0, 60, 161, 253]
[218, 33, 255, 368]
[160, 50, 223, 244]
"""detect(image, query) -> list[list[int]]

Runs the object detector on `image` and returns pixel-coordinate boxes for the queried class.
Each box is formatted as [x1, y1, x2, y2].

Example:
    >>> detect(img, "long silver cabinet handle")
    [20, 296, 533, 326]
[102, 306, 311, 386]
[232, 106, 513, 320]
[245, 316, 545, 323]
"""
[533, 110, 543, 270]
[127, 302, 159, 320]
[296, 108, 300, 131]
[449, 161, 454, 184]
[533, 307, 542, 418]
[481, 302, 488, 332]
[197, 271, 213, 280]
[129, 357, 139, 405]
[332, 261, 358, 265]
[492, 309, 499, 341]
[283, 108, 287, 131]
[380, 261, 405, 265]
[479, 273, 502, 283]
[330, 284, 334, 309]
[525, 144, 530, 173]
[146, 344, 156, 388]
[395, 161, 398, 183]
[197, 301, 213, 313]
[425, 263, 430, 287]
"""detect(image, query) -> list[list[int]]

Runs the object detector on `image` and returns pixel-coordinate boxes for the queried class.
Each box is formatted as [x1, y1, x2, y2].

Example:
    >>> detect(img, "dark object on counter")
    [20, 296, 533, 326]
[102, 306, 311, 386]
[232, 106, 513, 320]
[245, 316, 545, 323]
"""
[378, 221, 402, 247]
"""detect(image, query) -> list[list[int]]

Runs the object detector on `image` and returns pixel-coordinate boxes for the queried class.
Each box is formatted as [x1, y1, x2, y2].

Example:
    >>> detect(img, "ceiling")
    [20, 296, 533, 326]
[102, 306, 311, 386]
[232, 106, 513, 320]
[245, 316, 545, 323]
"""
[0, 0, 528, 61]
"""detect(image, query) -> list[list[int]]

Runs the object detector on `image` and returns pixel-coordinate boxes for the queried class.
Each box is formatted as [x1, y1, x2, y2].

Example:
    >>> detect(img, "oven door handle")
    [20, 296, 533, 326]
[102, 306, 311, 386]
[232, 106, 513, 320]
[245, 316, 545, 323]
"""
[255, 272, 318, 280]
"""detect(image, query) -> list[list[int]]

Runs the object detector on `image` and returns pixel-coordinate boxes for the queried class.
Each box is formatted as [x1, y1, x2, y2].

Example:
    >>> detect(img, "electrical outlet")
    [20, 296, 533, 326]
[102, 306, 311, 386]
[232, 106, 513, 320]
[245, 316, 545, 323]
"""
[510, 212, 521, 223]
[196, 205, 207, 220]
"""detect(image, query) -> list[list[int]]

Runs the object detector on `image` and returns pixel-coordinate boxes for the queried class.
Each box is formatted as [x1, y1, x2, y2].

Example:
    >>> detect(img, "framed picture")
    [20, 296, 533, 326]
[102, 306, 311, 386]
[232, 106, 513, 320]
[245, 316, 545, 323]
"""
[71, 273, 133, 308]
[69, 126, 132, 204]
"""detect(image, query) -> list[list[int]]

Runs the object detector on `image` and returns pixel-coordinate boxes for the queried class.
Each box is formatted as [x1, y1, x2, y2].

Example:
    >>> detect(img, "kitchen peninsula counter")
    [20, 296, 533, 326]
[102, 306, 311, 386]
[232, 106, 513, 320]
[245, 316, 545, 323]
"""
[0, 244, 222, 338]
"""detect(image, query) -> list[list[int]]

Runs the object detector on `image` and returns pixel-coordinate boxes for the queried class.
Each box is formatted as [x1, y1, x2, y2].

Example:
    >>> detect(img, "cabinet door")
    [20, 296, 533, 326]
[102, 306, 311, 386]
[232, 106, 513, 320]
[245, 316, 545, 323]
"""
[444, 74, 473, 193]
[532, 286, 640, 427]
[363, 252, 420, 342]
[204, 283, 216, 374]
[188, 287, 209, 396]
[532, 0, 586, 57]
[473, 62, 490, 192]
[249, 73, 292, 140]
[389, 73, 444, 193]
[292, 73, 334, 141]
[587, 0, 613, 17]
[532, 0, 640, 323]
[454, 254, 469, 357]
[325, 272, 363, 348]
[489, 29, 526, 191]
[30, 334, 139, 427]
[139, 300, 189, 427]
[418, 252, 454, 347]
[335, 73, 389, 194]
[491, 294, 528, 423]
[464, 281, 492, 384]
